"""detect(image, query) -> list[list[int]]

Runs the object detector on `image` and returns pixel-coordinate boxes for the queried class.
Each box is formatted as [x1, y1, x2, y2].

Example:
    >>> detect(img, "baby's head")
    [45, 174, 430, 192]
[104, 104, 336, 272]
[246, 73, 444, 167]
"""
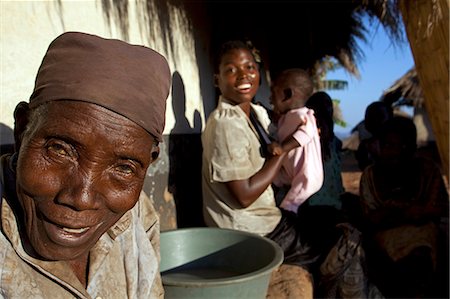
[214, 40, 260, 105]
[270, 68, 313, 115]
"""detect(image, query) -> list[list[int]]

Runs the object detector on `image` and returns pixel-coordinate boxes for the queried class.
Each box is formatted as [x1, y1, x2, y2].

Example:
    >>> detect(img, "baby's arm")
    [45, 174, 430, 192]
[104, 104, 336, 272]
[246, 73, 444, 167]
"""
[267, 138, 300, 156]
[267, 142, 284, 156]
[297, 114, 307, 128]
[267, 112, 308, 155]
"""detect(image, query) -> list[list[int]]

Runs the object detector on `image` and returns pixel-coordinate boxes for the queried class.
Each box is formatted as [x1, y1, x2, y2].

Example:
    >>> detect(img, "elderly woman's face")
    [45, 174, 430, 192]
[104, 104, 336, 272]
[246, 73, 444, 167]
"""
[15, 101, 157, 261]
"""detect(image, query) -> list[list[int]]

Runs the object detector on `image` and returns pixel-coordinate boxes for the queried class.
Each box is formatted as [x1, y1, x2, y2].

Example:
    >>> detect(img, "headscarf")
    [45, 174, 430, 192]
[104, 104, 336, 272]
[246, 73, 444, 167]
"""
[29, 31, 171, 142]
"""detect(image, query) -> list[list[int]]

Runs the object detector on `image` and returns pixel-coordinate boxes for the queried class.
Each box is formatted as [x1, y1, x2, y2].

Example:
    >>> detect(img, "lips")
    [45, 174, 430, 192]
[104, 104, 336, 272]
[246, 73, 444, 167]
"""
[40, 215, 101, 247]
[62, 226, 89, 233]
[236, 82, 253, 94]
[237, 83, 252, 90]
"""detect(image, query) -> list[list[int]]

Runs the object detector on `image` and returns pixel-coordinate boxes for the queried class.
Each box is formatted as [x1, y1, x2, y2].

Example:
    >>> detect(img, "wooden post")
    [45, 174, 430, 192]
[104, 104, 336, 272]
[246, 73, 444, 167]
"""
[399, 0, 449, 179]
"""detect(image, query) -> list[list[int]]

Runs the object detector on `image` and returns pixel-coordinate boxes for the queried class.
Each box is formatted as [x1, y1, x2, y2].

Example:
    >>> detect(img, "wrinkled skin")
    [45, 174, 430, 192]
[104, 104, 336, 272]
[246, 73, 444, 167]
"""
[14, 100, 158, 284]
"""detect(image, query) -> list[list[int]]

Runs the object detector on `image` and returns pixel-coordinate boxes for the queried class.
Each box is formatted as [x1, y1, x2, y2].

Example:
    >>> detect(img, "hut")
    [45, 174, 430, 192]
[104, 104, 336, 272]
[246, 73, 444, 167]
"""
[381, 67, 423, 108]
[381, 67, 441, 163]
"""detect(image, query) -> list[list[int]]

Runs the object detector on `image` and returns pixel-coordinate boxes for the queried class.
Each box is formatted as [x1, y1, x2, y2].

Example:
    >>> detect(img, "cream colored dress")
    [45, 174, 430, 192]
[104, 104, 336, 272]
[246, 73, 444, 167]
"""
[202, 96, 281, 236]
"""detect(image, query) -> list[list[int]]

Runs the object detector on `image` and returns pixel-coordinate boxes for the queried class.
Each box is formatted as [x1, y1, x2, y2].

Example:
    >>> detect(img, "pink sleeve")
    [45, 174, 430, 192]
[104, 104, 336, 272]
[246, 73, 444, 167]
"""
[292, 112, 317, 146]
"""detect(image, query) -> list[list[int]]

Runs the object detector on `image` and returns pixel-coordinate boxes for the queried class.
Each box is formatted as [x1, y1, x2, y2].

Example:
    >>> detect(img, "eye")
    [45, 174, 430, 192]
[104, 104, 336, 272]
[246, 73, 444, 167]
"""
[114, 162, 137, 176]
[224, 66, 236, 74]
[247, 64, 256, 71]
[46, 141, 72, 158]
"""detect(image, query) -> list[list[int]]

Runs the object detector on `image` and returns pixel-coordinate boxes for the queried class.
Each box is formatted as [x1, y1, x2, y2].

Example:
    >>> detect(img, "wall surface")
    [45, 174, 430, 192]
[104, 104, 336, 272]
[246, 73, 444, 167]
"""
[1, 0, 213, 135]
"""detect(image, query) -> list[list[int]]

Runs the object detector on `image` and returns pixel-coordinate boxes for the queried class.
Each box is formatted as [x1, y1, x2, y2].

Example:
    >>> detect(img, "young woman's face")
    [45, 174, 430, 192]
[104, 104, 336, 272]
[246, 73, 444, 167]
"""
[15, 101, 157, 261]
[216, 48, 260, 105]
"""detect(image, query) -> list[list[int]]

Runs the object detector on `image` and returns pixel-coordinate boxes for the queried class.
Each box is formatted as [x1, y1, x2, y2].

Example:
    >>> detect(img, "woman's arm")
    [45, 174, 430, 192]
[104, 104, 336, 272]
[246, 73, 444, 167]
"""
[225, 152, 287, 208]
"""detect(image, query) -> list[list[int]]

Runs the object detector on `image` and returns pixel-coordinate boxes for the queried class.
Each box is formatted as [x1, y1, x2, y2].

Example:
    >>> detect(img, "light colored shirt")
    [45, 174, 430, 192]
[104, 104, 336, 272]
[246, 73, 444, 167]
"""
[0, 157, 164, 299]
[202, 96, 281, 236]
[274, 107, 324, 212]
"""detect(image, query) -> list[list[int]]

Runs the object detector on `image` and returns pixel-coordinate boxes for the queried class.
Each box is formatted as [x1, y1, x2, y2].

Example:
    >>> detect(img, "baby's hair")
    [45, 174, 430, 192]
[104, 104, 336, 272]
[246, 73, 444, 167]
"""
[276, 69, 313, 100]
[214, 40, 254, 73]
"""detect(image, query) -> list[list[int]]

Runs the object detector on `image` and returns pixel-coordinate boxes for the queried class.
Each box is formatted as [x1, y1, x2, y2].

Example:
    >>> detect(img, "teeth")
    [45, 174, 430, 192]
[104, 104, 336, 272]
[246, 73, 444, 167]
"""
[237, 83, 251, 90]
[62, 227, 89, 234]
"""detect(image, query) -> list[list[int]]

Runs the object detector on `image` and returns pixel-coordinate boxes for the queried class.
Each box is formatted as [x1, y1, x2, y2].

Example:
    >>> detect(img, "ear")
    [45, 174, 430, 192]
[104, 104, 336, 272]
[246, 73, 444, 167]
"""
[282, 88, 293, 101]
[150, 144, 160, 162]
[13, 101, 30, 152]
[214, 74, 219, 87]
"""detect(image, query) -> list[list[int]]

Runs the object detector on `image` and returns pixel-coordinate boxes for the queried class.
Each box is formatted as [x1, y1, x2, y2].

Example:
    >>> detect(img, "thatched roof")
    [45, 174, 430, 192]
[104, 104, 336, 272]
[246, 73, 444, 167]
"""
[98, 0, 407, 80]
[380, 67, 424, 108]
[201, 0, 405, 78]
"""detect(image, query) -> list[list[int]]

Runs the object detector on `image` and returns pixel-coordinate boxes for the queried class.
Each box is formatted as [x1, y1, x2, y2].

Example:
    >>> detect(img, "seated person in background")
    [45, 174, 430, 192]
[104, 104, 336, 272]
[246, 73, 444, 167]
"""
[359, 116, 449, 298]
[304, 91, 345, 210]
[0, 32, 171, 298]
[355, 101, 393, 171]
[269, 69, 323, 213]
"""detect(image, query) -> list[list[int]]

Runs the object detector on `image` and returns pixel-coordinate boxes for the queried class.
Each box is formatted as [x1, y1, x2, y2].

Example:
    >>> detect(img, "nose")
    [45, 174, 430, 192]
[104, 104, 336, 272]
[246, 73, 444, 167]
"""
[56, 168, 101, 211]
[236, 66, 249, 78]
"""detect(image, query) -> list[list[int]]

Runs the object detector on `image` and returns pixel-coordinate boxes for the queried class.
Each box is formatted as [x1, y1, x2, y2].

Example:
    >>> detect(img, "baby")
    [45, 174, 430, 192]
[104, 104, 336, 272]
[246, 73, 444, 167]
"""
[269, 69, 324, 212]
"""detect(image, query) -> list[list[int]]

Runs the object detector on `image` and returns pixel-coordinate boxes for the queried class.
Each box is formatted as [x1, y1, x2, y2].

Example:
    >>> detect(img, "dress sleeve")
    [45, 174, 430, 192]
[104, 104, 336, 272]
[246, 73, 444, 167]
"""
[209, 113, 256, 182]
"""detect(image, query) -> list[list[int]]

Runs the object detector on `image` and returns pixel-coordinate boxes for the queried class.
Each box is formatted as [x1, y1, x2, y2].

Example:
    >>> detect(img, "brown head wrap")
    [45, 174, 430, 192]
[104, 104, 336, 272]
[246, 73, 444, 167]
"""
[29, 32, 171, 142]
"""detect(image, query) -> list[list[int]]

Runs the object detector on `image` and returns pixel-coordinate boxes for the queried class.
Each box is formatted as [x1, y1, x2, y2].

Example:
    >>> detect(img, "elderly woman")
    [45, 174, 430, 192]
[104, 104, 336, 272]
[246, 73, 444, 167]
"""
[0, 32, 170, 298]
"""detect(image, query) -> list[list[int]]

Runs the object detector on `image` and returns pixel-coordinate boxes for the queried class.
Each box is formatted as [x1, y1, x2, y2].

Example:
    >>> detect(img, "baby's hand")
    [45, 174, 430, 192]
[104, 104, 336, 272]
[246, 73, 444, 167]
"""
[268, 142, 284, 156]
[299, 115, 307, 126]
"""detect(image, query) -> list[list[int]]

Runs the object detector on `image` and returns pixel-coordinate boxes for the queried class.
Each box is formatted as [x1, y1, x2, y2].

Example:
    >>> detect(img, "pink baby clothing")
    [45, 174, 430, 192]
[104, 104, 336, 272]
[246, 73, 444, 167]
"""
[274, 107, 324, 212]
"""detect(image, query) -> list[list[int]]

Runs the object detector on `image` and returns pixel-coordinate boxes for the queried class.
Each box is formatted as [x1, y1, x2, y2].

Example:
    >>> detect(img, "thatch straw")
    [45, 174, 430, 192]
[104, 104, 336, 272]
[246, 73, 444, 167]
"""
[380, 68, 424, 108]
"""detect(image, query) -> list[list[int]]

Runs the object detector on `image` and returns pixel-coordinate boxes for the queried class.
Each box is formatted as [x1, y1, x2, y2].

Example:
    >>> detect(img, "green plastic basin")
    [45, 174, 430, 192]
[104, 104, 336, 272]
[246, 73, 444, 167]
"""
[160, 227, 284, 299]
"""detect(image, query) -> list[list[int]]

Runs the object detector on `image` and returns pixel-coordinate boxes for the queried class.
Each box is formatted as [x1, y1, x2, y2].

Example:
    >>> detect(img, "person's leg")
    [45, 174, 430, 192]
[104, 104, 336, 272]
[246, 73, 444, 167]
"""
[265, 210, 318, 299]
[266, 208, 321, 268]
[392, 246, 434, 298]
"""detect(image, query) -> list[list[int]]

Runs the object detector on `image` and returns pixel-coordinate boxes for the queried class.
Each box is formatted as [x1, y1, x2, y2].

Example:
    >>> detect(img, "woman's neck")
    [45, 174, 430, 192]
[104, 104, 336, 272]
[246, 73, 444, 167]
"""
[238, 102, 251, 117]
[68, 254, 90, 288]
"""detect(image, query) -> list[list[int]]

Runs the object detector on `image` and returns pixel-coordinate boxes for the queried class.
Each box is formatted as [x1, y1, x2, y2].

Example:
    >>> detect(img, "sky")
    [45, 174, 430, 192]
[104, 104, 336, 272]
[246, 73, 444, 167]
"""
[326, 17, 415, 138]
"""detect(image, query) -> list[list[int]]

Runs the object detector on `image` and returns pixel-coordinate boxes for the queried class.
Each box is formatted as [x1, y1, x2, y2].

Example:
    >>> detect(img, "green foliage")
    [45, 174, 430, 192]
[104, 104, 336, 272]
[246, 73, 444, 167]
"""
[332, 99, 347, 128]
[321, 80, 348, 91]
